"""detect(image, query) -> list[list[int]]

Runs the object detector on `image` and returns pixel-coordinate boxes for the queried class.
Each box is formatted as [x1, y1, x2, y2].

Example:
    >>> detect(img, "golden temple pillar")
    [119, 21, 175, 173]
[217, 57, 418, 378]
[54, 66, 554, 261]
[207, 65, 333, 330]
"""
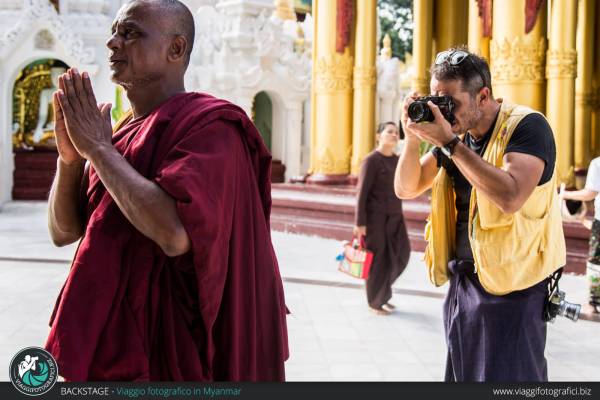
[574, 0, 596, 184]
[546, 0, 578, 186]
[433, 0, 468, 54]
[308, 0, 354, 184]
[490, 0, 546, 112]
[412, 0, 434, 95]
[592, 3, 600, 159]
[350, 0, 377, 176]
[274, 0, 296, 20]
[467, 0, 489, 60]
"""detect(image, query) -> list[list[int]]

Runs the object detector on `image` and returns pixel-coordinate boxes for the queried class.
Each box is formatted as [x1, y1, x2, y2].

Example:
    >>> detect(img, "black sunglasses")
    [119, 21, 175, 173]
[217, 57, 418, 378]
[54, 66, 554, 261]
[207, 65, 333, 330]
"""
[435, 50, 487, 90]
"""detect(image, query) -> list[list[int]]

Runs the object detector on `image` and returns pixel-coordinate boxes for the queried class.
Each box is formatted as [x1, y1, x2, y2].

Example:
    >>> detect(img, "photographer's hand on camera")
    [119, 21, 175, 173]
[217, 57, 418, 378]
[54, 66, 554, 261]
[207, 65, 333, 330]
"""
[407, 101, 455, 147]
[400, 91, 422, 143]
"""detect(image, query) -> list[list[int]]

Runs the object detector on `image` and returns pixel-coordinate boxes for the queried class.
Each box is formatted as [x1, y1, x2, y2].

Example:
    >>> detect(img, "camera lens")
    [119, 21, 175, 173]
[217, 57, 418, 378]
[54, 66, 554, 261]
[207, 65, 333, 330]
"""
[408, 101, 433, 123]
[560, 301, 581, 322]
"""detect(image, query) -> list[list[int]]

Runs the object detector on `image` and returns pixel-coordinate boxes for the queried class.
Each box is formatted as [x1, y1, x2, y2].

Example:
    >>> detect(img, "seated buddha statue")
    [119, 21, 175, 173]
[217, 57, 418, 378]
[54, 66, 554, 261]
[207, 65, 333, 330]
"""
[32, 66, 66, 146]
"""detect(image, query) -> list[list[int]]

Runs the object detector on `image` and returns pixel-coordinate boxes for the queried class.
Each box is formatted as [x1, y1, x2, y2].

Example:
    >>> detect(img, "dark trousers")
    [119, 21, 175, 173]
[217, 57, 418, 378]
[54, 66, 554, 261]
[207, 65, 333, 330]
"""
[443, 259, 549, 382]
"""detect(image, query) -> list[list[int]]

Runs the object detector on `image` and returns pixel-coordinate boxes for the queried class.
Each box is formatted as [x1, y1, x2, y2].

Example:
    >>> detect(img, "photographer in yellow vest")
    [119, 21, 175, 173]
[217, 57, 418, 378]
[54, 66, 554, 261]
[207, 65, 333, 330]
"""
[394, 46, 565, 382]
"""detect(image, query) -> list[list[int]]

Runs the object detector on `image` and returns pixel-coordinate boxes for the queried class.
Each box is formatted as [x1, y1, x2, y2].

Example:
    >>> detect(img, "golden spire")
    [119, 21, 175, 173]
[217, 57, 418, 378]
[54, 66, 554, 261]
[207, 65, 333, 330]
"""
[380, 33, 392, 60]
[294, 23, 306, 53]
[274, 0, 297, 21]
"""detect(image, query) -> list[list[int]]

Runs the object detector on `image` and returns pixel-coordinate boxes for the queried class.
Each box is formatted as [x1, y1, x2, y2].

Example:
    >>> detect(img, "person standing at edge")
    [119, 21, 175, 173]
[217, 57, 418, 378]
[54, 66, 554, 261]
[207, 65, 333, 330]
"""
[561, 157, 600, 314]
[354, 122, 411, 315]
[394, 46, 565, 382]
[45, 0, 288, 381]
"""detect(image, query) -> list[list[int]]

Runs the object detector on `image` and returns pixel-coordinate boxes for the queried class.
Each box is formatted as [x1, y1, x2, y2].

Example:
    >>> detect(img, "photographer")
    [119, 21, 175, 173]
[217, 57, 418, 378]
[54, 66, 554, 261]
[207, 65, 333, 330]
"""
[394, 46, 566, 382]
[561, 157, 600, 313]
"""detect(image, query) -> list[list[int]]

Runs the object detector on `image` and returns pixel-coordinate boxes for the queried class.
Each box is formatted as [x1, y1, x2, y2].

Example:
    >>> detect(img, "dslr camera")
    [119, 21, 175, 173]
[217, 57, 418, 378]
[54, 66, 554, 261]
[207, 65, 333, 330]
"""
[544, 289, 581, 322]
[407, 95, 455, 124]
[543, 271, 581, 323]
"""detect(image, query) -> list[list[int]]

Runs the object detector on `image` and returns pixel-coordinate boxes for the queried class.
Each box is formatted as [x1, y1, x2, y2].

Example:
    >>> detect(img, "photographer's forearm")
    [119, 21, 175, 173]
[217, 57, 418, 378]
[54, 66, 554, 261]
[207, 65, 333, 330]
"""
[395, 138, 423, 198]
[48, 159, 85, 246]
[451, 142, 521, 213]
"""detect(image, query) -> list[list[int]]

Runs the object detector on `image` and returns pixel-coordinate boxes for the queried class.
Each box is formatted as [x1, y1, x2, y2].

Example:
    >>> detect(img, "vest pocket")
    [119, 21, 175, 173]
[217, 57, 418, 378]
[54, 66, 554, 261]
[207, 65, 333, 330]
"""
[477, 197, 513, 229]
[471, 213, 547, 294]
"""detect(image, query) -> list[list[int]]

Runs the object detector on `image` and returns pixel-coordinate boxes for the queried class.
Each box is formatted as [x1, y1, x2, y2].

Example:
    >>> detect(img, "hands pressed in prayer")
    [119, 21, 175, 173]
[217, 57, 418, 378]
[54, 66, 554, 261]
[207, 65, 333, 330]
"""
[52, 84, 82, 166]
[55, 68, 113, 161]
[405, 101, 455, 147]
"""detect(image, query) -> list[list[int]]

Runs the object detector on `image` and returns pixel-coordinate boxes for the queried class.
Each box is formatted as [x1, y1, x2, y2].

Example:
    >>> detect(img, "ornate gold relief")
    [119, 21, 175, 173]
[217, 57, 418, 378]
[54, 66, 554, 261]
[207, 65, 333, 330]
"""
[314, 52, 354, 94]
[490, 37, 546, 83]
[316, 146, 352, 174]
[592, 89, 600, 109]
[546, 49, 577, 79]
[575, 92, 596, 106]
[353, 66, 377, 89]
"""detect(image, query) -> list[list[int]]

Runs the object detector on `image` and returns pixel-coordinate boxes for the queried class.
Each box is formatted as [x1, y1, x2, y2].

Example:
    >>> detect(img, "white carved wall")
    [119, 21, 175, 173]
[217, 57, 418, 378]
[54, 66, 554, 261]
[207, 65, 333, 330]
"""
[0, 0, 403, 207]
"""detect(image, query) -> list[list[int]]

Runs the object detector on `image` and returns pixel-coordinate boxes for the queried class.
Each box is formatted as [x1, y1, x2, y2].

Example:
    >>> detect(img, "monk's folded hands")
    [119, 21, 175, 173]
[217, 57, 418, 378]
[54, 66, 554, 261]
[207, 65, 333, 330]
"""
[56, 68, 113, 161]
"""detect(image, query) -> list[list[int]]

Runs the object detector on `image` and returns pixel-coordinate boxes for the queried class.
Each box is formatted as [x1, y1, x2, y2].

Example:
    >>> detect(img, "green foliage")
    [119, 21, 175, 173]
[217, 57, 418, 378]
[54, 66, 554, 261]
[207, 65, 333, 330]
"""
[378, 0, 413, 62]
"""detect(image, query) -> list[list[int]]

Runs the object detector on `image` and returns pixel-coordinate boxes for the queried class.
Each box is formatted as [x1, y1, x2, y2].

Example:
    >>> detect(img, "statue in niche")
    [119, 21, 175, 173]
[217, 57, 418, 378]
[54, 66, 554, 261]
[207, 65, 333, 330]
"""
[32, 66, 66, 146]
[12, 60, 68, 149]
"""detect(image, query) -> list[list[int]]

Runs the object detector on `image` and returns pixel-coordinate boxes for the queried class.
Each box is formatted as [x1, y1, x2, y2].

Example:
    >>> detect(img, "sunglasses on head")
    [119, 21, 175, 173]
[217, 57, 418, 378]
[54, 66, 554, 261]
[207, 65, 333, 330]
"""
[435, 50, 487, 91]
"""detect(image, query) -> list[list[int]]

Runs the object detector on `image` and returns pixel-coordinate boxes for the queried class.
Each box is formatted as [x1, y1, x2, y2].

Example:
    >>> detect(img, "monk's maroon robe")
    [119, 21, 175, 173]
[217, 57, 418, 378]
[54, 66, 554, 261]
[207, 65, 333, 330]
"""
[45, 93, 289, 381]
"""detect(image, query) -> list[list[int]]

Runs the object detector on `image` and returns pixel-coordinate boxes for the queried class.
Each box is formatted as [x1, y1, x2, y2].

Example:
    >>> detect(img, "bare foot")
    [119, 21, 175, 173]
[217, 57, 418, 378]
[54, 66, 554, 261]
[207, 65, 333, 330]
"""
[369, 306, 391, 316]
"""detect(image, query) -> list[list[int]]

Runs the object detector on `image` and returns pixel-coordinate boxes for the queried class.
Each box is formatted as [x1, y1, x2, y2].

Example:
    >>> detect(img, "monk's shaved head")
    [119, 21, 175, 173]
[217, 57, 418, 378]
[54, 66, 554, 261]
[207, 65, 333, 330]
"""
[128, 0, 195, 66]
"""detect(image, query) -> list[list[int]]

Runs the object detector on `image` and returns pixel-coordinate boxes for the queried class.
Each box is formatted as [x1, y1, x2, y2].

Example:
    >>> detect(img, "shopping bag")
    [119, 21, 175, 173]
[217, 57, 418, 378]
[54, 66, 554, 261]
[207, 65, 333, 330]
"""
[336, 237, 373, 279]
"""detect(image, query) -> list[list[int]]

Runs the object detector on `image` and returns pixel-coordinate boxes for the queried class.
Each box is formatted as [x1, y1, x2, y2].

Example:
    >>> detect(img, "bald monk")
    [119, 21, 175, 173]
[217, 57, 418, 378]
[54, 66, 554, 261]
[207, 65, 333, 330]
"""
[45, 0, 288, 381]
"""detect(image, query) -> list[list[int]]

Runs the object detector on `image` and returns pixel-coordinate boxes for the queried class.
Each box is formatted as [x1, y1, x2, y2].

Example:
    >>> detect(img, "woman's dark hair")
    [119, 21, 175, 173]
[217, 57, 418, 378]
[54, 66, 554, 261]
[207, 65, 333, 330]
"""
[430, 45, 492, 98]
[376, 121, 404, 140]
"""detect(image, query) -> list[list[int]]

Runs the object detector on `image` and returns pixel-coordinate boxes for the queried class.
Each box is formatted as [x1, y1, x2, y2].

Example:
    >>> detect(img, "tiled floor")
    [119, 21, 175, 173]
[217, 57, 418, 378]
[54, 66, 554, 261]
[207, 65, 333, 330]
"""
[0, 202, 598, 381]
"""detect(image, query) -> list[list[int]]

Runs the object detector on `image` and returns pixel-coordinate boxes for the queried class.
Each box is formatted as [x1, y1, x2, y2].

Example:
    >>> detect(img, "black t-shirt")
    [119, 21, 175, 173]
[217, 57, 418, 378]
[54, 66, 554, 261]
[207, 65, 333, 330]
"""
[432, 111, 556, 262]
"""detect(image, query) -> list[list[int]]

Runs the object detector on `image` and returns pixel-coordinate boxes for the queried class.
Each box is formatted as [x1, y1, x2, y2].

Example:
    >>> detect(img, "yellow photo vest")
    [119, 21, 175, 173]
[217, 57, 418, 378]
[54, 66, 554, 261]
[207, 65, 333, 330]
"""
[424, 100, 566, 295]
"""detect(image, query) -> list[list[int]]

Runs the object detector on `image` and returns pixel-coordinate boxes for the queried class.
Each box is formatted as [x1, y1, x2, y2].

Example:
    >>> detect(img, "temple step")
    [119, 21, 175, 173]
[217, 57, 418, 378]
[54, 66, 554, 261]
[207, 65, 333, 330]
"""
[12, 149, 58, 201]
[271, 183, 429, 252]
[271, 159, 285, 183]
[271, 183, 588, 275]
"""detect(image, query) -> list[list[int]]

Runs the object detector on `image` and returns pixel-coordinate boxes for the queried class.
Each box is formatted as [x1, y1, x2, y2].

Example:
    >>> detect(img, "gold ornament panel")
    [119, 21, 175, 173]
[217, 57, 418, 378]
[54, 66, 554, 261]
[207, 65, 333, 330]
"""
[490, 37, 546, 83]
[575, 92, 596, 106]
[353, 66, 377, 89]
[546, 49, 577, 80]
[314, 52, 354, 94]
[315, 146, 352, 174]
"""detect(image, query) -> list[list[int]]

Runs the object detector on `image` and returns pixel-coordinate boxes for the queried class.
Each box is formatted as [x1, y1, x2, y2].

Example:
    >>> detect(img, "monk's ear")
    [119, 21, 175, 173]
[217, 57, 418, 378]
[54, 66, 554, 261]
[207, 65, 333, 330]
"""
[167, 35, 187, 64]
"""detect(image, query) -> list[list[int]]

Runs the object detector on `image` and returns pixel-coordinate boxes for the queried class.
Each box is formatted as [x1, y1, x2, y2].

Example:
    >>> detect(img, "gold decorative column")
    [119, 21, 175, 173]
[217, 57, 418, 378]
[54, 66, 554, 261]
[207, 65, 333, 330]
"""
[490, 0, 546, 112]
[274, 0, 297, 20]
[350, 0, 377, 176]
[592, 2, 600, 158]
[574, 0, 596, 184]
[546, 0, 578, 186]
[412, 0, 434, 95]
[308, 0, 354, 184]
[467, 0, 489, 60]
[434, 0, 468, 54]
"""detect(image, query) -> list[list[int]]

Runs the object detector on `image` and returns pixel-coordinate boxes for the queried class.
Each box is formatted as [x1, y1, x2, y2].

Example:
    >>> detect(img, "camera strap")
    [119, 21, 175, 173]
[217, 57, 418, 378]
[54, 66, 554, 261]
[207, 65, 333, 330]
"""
[547, 268, 562, 297]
